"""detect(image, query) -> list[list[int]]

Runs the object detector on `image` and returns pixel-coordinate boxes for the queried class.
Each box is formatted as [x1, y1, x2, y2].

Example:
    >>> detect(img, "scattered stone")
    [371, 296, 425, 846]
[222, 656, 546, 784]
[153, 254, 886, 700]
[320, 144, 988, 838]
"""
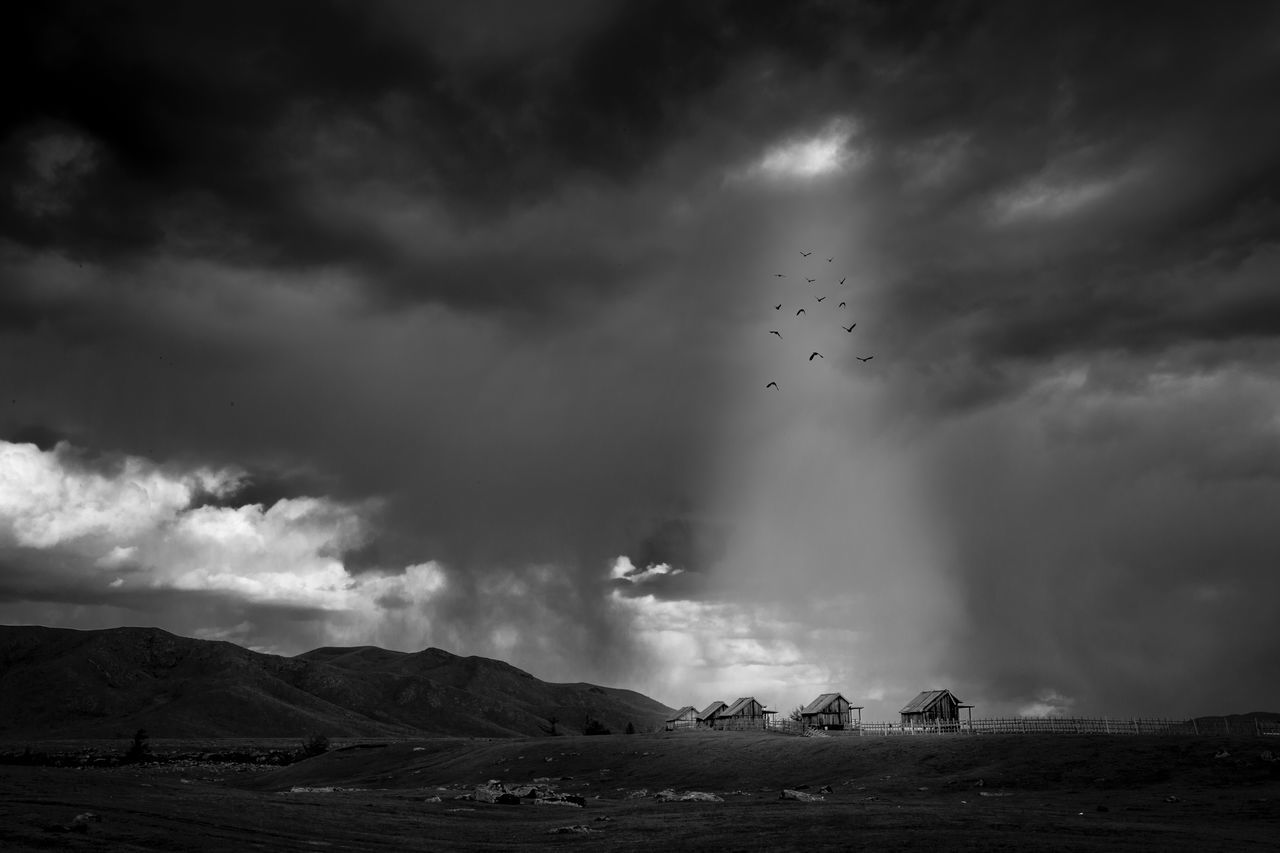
[818, 785, 833, 794]
[973, 779, 984, 787]
[1261, 751, 1276, 762]
[72, 812, 101, 828]
[510, 785, 543, 799]
[547, 824, 595, 834]
[594, 816, 613, 822]
[424, 796, 442, 803]
[979, 792, 1013, 798]
[446, 807, 475, 813]
[781, 789, 823, 802]
[1165, 796, 1181, 803]
[534, 795, 584, 808]
[677, 791, 723, 802]
[625, 789, 649, 799]
[1214, 749, 1230, 759]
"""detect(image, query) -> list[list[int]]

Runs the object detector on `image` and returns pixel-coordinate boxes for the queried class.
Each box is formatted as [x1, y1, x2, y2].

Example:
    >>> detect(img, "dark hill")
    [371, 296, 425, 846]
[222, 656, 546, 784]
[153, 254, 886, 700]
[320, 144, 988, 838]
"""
[0, 625, 673, 739]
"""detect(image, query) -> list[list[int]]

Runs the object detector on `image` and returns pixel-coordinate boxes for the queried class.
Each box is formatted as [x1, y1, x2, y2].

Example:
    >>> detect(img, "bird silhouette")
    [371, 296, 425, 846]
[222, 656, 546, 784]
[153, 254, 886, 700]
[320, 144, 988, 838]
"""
[800, 251, 812, 257]
[774, 273, 786, 278]
[857, 355, 873, 362]
[774, 303, 782, 310]
[827, 257, 833, 262]
[842, 324, 856, 333]
[796, 308, 806, 316]
[816, 296, 826, 302]
[769, 330, 782, 338]
[806, 278, 816, 283]
[809, 352, 824, 361]
[839, 277, 846, 285]
[838, 301, 846, 308]
[766, 382, 778, 389]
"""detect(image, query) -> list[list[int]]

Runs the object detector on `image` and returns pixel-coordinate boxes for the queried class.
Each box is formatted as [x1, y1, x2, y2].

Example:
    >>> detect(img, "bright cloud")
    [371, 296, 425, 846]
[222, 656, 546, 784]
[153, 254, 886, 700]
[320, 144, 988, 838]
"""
[0, 440, 446, 615]
[739, 117, 860, 181]
[0, 441, 237, 548]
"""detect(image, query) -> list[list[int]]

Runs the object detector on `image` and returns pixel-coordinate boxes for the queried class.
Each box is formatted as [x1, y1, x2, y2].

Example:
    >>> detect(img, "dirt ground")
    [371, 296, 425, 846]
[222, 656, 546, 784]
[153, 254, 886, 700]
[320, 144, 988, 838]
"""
[1, 731, 1277, 851]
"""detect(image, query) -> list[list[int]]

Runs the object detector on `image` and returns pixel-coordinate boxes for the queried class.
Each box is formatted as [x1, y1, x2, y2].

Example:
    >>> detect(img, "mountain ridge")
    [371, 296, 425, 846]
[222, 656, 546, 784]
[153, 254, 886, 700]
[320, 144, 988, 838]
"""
[0, 625, 673, 739]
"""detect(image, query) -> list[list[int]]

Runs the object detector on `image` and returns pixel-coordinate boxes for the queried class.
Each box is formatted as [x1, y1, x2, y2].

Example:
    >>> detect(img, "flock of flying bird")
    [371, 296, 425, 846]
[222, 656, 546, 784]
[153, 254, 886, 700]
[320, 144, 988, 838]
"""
[764, 251, 872, 390]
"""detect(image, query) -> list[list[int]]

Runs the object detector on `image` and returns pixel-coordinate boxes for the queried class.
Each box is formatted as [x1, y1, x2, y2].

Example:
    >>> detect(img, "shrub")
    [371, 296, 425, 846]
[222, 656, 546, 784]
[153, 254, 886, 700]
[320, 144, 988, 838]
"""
[625, 722, 636, 735]
[123, 728, 150, 763]
[583, 716, 611, 736]
[300, 733, 330, 758]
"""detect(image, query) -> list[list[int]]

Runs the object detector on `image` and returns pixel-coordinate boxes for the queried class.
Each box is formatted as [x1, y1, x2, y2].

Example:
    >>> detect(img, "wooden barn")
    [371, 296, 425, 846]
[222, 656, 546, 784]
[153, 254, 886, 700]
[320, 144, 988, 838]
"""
[799, 692, 863, 730]
[716, 697, 771, 730]
[664, 706, 697, 731]
[899, 689, 972, 729]
[697, 700, 728, 728]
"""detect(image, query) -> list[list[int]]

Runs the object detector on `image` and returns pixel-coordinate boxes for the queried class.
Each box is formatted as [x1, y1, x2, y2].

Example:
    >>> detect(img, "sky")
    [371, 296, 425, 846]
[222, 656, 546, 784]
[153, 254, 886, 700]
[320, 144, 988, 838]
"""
[3, 1, 1280, 722]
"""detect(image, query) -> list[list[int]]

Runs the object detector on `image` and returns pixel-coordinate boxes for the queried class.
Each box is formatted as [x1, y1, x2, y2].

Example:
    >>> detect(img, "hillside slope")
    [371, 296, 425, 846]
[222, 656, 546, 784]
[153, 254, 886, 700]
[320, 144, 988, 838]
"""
[0, 625, 672, 739]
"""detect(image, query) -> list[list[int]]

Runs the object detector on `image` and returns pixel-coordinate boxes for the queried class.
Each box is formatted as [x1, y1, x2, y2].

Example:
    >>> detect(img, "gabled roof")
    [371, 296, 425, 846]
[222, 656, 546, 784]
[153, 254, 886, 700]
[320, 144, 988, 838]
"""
[721, 696, 761, 717]
[899, 689, 964, 714]
[665, 705, 697, 722]
[697, 700, 727, 720]
[801, 692, 849, 715]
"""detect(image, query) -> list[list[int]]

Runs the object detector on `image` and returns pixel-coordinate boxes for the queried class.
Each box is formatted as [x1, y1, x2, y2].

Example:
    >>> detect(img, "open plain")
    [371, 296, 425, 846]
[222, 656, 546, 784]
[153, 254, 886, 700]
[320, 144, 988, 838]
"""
[2, 730, 1277, 851]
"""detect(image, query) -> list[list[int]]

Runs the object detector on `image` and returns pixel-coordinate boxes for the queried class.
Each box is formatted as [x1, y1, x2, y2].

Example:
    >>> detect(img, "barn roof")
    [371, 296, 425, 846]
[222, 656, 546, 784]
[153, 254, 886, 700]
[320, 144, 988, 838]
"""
[800, 692, 848, 715]
[665, 705, 697, 722]
[899, 689, 964, 714]
[697, 700, 727, 720]
[721, 696, 760, 717]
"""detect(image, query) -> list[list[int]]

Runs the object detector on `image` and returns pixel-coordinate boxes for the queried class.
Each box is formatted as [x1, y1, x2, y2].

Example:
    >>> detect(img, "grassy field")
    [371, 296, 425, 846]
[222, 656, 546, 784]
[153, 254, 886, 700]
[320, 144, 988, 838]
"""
[1, 730, 1277, 851]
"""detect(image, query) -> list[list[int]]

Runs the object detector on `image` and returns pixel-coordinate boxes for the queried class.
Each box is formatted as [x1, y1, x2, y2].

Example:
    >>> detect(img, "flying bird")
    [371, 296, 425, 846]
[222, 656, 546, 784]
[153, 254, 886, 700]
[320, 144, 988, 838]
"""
[842, 324, 856, 333]
[806, 278, 816, 283]
[774, 273, 786, 278]
[827, 257, 833, 262]
[816, 296, 826, 302]
[796, 308, 806, 316]
[809, 352, 824, 361]
[857, 355, 874, 362]
[800, 251, 812, 257]
[839, 277, 846, 285]
[838, 301, 846, 308]
[766, 382, 778, 389]
[769, 330, 782, 338]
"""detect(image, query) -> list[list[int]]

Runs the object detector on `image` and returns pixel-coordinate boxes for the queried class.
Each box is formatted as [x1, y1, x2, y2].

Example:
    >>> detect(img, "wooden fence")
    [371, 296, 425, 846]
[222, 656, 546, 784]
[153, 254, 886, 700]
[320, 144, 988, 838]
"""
[760, 717, 1230, 736]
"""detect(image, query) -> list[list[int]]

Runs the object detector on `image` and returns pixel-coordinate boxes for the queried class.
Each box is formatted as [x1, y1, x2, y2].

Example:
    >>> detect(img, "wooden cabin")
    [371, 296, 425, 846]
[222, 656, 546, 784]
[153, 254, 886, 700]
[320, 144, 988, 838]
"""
[799, 692, 863, 730]
[696, 700, 728, 728]
[716, 697, 770, 730]
[664, 705, 697, 731]
[899, 689, 970, 728]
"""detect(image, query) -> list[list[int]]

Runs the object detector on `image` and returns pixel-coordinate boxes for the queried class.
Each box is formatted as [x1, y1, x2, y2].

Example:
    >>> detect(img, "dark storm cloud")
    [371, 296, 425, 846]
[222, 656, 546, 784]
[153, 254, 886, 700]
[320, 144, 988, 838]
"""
[852, 2, 1280, 389]
[3, 0, 876, 313]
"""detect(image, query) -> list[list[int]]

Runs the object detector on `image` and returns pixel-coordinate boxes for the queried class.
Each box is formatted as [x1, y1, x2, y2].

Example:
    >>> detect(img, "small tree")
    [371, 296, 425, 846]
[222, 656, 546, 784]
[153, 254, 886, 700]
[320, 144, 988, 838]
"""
[625, 722, 636, 735]
[300, 733, 330, 758]
[539, 715, 560, 736]
[583, 716, 611, 736]
[124, 728, 150, 763]
[789, 706, 805, 723]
